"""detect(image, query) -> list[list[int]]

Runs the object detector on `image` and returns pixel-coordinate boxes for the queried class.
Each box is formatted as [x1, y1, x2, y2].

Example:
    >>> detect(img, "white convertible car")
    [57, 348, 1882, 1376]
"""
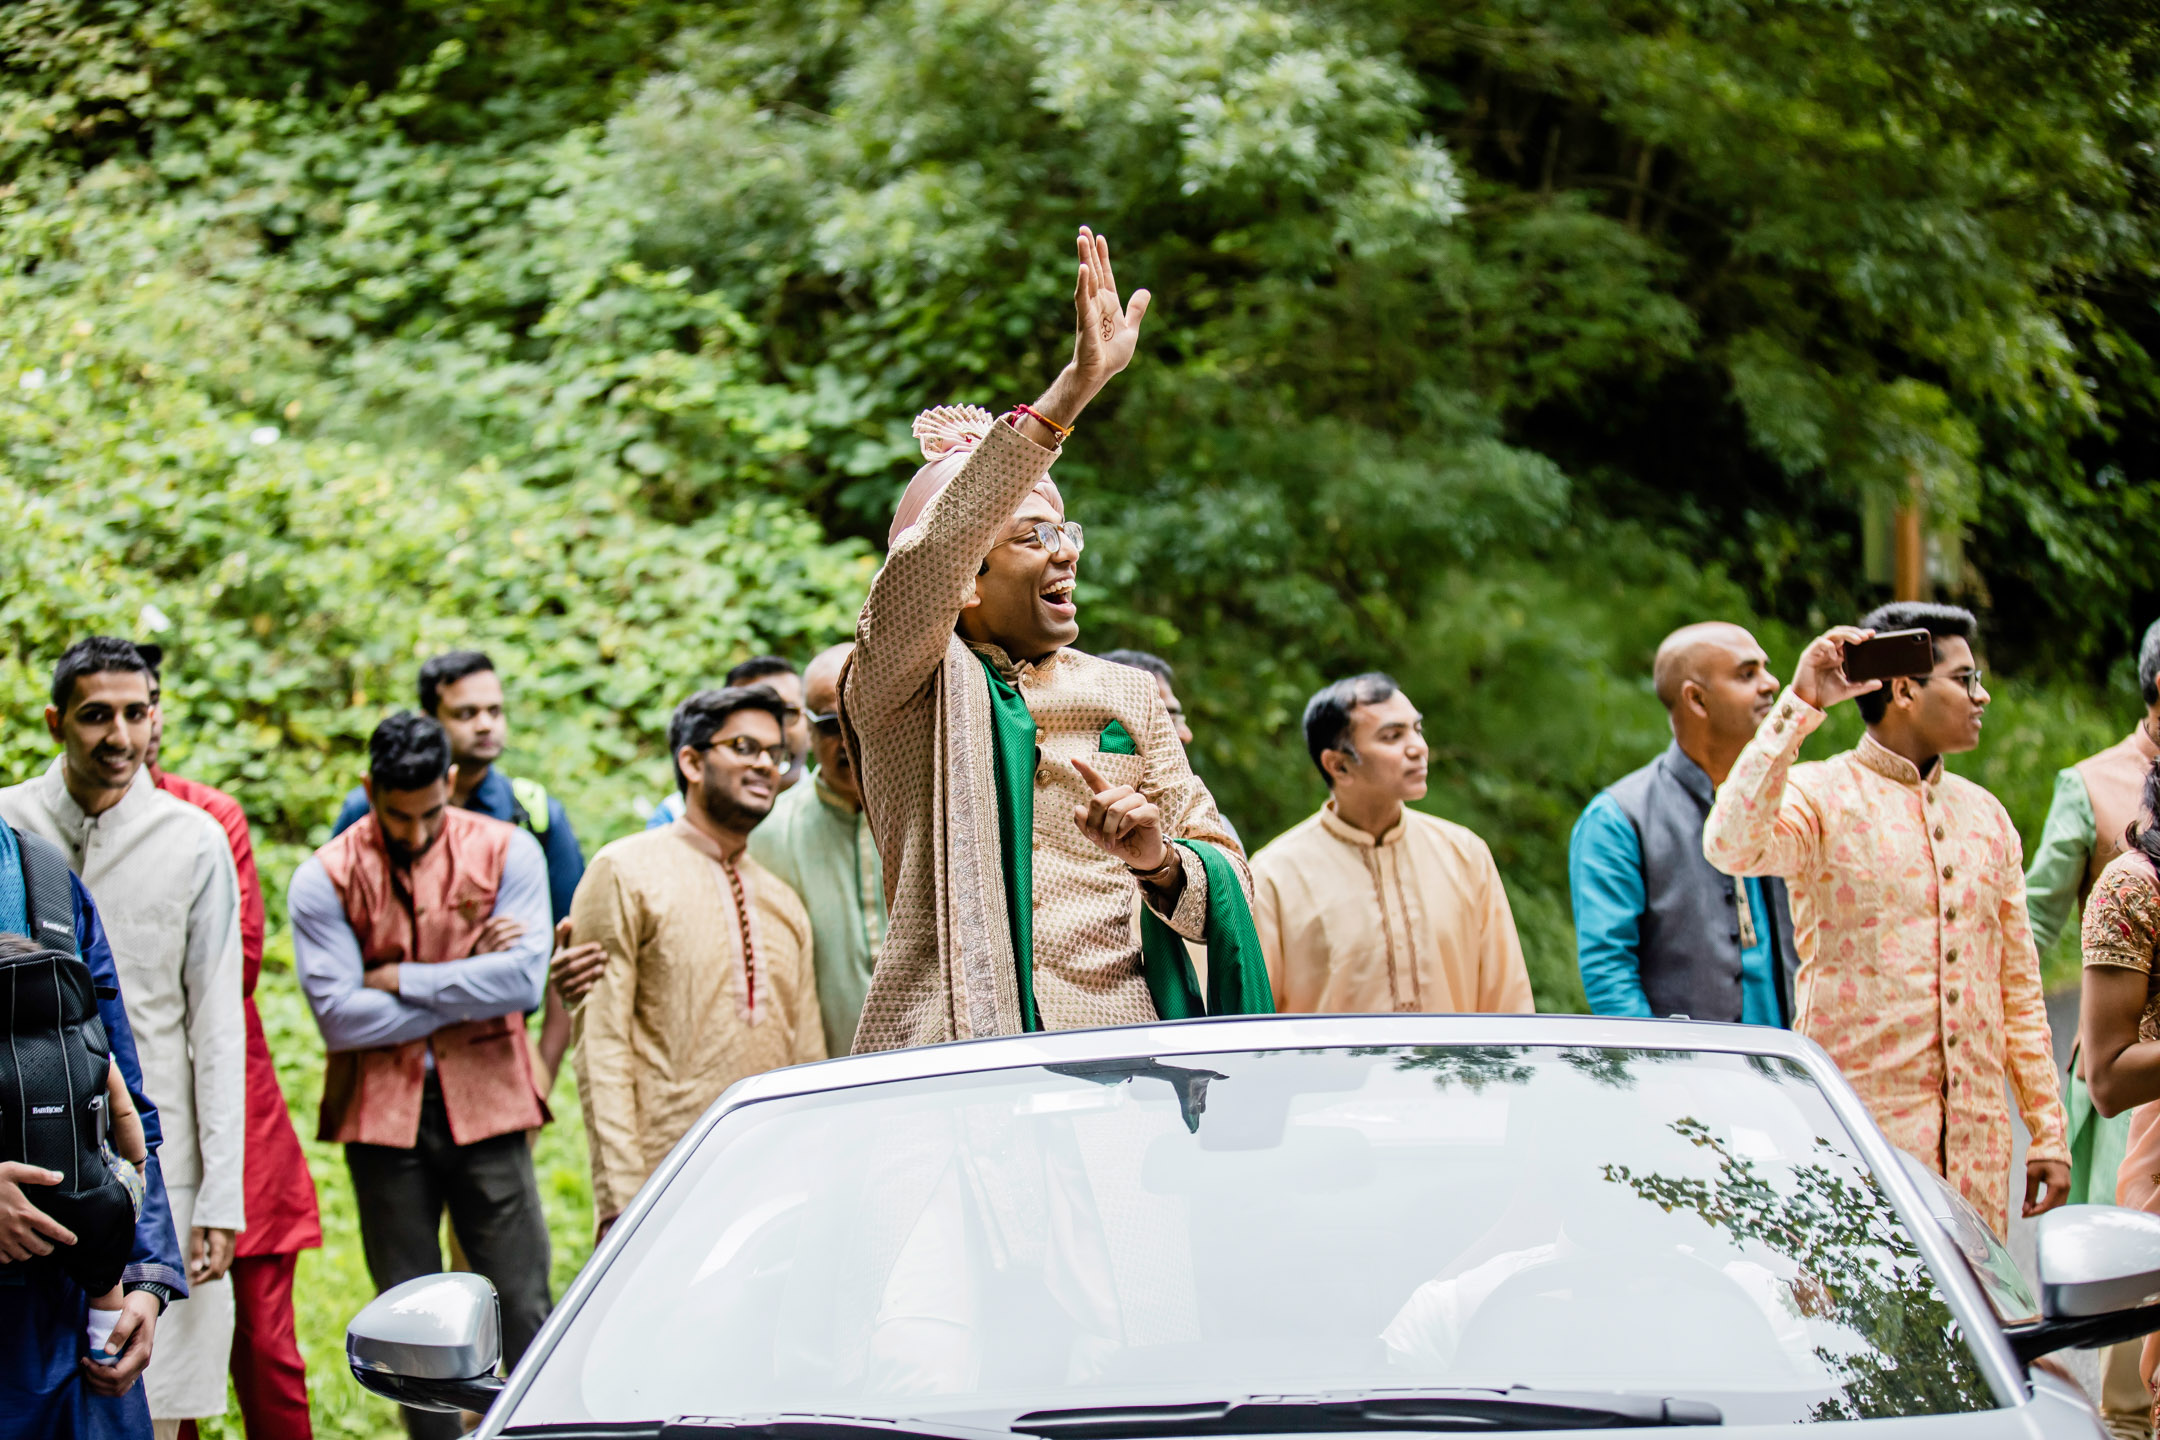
[348, 1015, 2160, 1439]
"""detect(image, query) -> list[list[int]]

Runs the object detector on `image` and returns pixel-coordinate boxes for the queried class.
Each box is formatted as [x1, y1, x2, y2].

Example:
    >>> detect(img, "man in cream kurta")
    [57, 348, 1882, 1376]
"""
[571, 687, 825, 1231]
[0, 640, 245, 1432]
[1252, 674, 1533, 1015]
[841, 228, 1267, 1053]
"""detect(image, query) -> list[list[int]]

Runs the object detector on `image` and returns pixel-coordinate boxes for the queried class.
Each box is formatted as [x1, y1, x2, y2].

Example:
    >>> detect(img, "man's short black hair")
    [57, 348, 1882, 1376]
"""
[418, 651, 496, 715]
[668, 684, 796, 794]
[2138, 617, 2160, 709]
[369, 711, 453, 793]
[1854, 602, 1979, 724]
[51, 637, 155, 712]
[1100, 649, 1175, 685]
[726, 655, 797, 688]
[1302, 672, 1402, 785]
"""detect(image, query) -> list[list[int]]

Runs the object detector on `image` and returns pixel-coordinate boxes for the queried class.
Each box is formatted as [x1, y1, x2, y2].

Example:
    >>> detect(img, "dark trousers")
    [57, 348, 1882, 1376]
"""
[346, 1080, 551, 1440]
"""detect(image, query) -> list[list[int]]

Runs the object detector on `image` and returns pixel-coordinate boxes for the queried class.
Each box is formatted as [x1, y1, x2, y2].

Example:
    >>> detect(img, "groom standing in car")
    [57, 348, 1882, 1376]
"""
[840, 227, 1272, 1053]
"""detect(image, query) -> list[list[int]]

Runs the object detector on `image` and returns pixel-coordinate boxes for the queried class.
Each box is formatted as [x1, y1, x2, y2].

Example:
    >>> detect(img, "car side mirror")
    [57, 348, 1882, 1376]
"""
[2001, 1206, 2160, 1365]
[347, 1272, 508, 1414]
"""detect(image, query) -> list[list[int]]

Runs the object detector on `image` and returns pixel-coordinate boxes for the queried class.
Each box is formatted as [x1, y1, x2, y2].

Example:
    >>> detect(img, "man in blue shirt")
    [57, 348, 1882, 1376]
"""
[1, 833, 189, 1440]
[1569, 622, 1796, 1024]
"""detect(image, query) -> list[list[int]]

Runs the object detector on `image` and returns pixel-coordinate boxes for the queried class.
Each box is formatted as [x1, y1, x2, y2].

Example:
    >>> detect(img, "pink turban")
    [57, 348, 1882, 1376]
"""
[887, 404, 1061, 547]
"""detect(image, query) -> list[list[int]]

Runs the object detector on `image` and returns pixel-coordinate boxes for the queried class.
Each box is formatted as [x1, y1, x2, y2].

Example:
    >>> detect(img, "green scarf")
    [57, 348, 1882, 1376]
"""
[977, 655, 1273, 1030]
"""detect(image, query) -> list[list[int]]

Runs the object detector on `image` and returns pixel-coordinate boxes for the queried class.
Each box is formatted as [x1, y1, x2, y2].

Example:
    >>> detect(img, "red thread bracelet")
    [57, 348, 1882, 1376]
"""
[1012, 403, 1075, 442]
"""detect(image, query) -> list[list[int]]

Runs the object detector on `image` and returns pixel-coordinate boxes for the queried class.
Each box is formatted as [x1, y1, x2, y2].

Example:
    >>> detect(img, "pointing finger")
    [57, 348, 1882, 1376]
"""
[1072, 757, 1111, 794]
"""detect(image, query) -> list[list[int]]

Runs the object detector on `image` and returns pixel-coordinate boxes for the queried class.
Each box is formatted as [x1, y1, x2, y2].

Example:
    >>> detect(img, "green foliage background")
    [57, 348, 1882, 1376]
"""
[5, 1, 2159, 1429]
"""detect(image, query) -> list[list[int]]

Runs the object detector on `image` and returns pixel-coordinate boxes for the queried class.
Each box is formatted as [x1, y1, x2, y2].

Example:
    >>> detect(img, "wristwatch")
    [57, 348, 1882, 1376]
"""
[123, 1281, 174, 1312]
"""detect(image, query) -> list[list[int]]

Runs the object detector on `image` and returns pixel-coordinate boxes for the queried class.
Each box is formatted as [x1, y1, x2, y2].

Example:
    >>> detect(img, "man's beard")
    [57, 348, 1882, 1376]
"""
[698, 781, 772, 834]
[382, 832, 438, 868]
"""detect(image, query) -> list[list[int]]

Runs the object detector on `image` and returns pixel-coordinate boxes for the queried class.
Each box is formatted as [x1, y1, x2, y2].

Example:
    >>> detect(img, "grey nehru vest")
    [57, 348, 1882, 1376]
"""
[1605, 741, 1796, 1024]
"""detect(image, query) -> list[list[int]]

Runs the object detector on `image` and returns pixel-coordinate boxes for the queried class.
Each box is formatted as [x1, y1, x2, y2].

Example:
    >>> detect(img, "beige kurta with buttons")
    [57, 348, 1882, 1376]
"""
[841, 417, 1248, 1052]
[1251, 802, 1534, 1015]
[1702, 688, 2068, 1238]
[569, 822, 824, 1218]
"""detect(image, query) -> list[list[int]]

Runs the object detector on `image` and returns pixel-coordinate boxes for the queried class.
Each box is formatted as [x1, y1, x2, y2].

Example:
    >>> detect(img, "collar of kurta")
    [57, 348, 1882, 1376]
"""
[1318, 799, 1409, 849]
[1854, 732, 1943, 786]
[40, 754, 155, 834]
[667, 814, 750, 867]
[812, 776, 863, 820]
[964, 638, 1071, 686]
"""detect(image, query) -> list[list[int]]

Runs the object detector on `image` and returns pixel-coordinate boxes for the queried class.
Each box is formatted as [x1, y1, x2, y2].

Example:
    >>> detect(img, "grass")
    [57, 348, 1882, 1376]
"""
[196, 934, 596, 1439]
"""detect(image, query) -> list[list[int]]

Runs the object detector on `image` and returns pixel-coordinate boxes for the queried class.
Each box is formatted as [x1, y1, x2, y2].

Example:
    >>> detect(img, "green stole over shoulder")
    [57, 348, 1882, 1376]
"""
[977, 655, 1273, 1030]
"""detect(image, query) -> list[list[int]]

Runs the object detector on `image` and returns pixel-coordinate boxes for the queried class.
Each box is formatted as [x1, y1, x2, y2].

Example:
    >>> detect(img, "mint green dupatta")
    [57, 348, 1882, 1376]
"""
[976, 655, 1272, 1029]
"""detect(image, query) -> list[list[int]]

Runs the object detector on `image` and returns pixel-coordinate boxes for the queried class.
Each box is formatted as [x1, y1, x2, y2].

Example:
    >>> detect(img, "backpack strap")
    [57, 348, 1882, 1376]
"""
[508, 776, 551, 835]
[15, 828, 80, 958]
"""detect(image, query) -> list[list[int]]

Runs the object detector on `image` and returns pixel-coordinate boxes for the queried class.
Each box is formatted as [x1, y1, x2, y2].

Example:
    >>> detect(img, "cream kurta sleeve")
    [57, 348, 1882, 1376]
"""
[185, 831, 247, 1232]
[571, 852, 648, 1219]
[783, 901, 828, 1068]
[1471, 845, 1535, 1014]
[1704, 688, 1830, 880]
[1992, 817, 2069, 1164]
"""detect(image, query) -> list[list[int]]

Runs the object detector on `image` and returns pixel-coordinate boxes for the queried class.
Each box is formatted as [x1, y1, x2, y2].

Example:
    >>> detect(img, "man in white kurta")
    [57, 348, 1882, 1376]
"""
[0, 639, 245, 1433]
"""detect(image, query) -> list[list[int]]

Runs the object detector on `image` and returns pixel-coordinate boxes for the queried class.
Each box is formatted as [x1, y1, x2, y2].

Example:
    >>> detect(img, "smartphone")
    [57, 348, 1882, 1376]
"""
[1842, 629, 1935, 683]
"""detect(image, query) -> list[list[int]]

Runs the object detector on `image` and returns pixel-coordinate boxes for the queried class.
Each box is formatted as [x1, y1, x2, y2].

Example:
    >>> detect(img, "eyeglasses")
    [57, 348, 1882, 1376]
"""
[1914, 669, 1986, 699]
[706, 735, 792, 768]
[807, 710, 842, 738]
[988, 521, 1085, 557]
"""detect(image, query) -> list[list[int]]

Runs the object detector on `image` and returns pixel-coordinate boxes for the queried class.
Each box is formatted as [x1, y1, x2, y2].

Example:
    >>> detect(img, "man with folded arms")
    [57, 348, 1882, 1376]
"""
[290, 713, 552, 1440]
[840, 227, 1270, 1051]
[1704, 603, 2068, 1237]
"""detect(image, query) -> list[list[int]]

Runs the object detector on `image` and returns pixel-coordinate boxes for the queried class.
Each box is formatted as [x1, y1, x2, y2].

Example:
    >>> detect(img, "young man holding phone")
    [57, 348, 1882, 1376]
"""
[1703, 602, 2069, 1239]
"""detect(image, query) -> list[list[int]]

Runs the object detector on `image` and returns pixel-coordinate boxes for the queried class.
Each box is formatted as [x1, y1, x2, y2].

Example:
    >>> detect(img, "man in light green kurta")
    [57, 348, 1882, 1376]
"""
[749, 643, 887, 1058]
[2024, 616, 2160, 1440]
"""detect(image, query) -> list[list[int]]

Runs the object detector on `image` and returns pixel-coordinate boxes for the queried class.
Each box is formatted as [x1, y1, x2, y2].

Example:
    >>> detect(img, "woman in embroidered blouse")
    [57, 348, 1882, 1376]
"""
[2077, 755, 2160, 1408]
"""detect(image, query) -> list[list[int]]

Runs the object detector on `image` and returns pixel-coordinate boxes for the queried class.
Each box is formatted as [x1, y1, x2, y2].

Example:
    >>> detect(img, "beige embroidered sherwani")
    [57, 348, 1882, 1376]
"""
[842, 418, 1248, 1052]
[1702, 688, 2068, 1237]
[569, 823, 824, 1217]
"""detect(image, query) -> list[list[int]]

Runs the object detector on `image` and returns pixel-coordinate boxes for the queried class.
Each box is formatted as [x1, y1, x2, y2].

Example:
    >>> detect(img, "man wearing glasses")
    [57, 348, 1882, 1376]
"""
[1705, 602, 2070, 1240]
[567, 685, 823, 1240]
[842, 226, 1270, 1054]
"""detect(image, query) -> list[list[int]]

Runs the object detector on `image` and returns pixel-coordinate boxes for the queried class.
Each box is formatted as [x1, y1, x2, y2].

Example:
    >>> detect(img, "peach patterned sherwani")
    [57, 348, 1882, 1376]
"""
[1702, 688, 2067, 1237]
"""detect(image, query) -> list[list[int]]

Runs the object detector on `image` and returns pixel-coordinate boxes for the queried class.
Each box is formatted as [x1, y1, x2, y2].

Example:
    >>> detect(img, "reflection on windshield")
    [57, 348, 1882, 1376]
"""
[511, 1046, 1995, 1429]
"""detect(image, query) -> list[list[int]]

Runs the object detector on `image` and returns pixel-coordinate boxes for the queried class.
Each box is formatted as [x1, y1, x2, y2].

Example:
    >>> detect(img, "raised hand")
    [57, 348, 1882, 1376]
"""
[1790, 625, 1882, 711]
[1015, 228, 1153, 448]
[1070, 226, 1151, 391]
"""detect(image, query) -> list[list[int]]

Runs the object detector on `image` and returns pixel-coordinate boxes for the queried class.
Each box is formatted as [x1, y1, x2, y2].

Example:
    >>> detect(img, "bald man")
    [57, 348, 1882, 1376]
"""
[746, 643, 888, 1055]
[1568, 623, 1797, 1023]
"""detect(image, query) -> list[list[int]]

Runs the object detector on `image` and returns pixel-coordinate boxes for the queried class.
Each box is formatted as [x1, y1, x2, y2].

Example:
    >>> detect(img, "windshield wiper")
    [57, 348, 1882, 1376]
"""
[508, 1416, 1015, 1440]
[662, 1416, 1018, 1440]
[1012, 1389, 1721, 1436]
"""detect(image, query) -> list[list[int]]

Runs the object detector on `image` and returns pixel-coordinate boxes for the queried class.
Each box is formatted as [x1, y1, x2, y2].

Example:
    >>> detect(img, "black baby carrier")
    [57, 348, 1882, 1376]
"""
[1, 827, 135, 1295]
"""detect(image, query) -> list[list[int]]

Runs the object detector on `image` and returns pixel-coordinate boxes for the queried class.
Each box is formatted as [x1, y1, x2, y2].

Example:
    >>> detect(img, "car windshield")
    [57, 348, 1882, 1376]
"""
[508, 1045, 1998, 1430]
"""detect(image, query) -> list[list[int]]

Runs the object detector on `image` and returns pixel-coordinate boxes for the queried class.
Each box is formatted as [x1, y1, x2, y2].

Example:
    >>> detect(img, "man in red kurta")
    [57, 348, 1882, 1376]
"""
[144, 649, 322, 1439]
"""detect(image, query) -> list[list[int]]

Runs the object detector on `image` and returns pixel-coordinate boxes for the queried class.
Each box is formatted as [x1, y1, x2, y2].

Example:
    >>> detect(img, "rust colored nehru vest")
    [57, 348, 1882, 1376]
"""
[2075, 724, 2160, 900]
[315, 807, 548, 1147]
